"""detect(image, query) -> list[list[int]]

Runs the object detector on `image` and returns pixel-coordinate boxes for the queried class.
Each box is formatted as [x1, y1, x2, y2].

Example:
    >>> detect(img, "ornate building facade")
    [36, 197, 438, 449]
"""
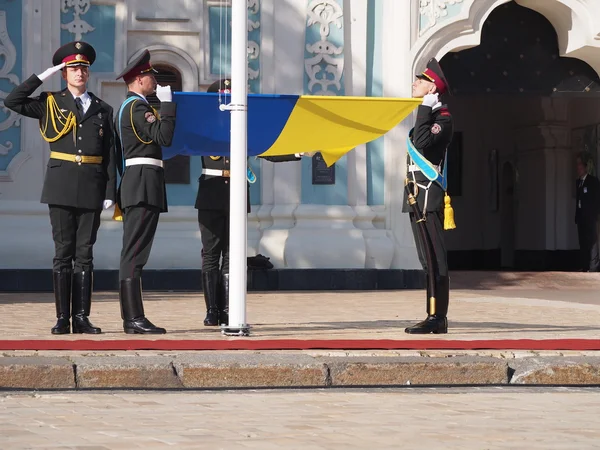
[1, 0, 600, 278]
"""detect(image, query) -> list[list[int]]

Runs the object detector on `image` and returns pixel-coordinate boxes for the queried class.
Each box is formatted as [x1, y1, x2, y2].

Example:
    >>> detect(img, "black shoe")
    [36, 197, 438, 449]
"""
[51, 270, 72, 335]
[124, 317, 166, 334]
[120, 278, 166, 334]
[218, 273, 229, 326]
[51, 316, 71, 335]
[72, 271, 101, 334]
[405, 315, 448, 334]
[202, 270, 219, 326]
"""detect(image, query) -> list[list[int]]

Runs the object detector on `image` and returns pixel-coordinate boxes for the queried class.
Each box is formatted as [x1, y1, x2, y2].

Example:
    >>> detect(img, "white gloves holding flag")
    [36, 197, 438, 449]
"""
[103, 200, 114, 210]
[422, 93, 439, 108]
[37, 62, 66, 82]
[156, 84, 172, 103]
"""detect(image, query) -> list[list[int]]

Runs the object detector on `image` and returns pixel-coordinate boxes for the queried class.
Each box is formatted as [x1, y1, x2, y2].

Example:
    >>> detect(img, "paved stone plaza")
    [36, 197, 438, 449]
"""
[1, 387, 600, 449]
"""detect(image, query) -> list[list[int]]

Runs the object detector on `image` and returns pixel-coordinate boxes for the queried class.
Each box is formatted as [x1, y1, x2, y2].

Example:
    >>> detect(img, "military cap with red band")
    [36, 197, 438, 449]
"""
[207, 78, 231, 93]
[52, 41, 96, 67]
[416, 57, 451, 95]
[116, 49, 158, 84]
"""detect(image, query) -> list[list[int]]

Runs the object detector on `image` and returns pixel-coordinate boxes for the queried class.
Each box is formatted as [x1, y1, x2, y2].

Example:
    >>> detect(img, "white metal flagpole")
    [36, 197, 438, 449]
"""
[221, 0, 250, 336]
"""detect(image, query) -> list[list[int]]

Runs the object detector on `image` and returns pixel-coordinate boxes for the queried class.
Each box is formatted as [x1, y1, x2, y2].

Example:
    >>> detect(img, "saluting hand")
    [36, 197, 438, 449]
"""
[37, 62, 66, 82]
[156, 84, 172, 103]
[422, 93, 439, 108]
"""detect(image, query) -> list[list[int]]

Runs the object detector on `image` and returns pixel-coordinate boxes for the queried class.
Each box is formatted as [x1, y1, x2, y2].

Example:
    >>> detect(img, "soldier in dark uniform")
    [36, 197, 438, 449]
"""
[402, 58, 455, 334]
[575, 152, 600, 272]
[196, 79, 301, 326]
[4, 41, 116, 335]
[114, 50, 176, 334]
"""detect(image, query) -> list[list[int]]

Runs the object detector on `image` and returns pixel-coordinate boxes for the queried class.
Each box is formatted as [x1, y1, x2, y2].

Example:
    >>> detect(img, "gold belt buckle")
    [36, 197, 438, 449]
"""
[223, 170, 230, 177]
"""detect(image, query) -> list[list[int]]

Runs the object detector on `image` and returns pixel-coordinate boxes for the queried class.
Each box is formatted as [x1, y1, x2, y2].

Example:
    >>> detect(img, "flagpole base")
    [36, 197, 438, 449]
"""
[221, 324, 251, 336]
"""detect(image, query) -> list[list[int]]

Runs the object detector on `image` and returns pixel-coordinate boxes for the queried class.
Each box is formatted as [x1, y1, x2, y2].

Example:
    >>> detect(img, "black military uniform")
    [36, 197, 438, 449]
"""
[575, 164, 600, 272]
[402, 58, 455, 334]
[114, 50, 176, 334]
[196, 79, 301, 326]
[4, 41, 115, 335]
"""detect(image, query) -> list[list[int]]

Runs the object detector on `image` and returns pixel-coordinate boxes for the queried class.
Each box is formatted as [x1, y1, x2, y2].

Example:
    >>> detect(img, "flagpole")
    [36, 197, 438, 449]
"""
[222, 0, 250, 336]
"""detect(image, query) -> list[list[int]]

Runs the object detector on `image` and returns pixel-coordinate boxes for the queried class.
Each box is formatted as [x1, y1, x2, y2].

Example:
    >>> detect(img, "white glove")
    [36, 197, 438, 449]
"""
[422, 93, 439, 108]
[37, 63, 66, 82]
[103, 200, 114, 210]
[156, 84, 172, 103]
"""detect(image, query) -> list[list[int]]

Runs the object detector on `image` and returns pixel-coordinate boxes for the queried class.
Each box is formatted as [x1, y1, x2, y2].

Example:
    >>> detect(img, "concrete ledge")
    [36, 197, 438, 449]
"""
[327, 357, 509, 386]
[72, 357, 183, 389]
[0, 357, 75, 389]
[511, 358, 600, 385]
[174, 354, 328, 388]
[2, 354, 600, 390]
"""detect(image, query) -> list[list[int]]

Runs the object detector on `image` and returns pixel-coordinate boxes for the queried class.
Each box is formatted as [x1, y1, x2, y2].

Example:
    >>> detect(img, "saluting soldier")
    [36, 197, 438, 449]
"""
[4, 41, 116, 335]
[403, 58, 455, 334]
[196, 79, 301, 327]
[113, 50, 176, 334]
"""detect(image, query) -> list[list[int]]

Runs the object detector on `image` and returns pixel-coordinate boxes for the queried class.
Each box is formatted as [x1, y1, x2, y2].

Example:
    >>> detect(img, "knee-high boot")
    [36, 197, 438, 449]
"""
[51, 269, 72, 335]
[120, 277, 166, 334]
[72, 271, 101, 334]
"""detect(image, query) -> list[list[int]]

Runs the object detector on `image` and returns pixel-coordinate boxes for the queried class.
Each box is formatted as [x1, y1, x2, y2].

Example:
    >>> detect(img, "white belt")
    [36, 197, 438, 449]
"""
[408, 164, 420, 172]
[125, 157, 164, 168]
[202, 168, 230, 177]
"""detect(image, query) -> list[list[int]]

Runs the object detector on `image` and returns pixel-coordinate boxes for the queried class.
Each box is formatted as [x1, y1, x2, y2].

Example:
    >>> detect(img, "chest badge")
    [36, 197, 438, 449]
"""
[97, 112, 102, 120]
[99, 128, 104, 137]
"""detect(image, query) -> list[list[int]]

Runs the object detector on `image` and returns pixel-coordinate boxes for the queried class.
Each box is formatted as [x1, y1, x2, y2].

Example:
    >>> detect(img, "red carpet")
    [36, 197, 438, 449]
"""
[0, 339, 599, 351]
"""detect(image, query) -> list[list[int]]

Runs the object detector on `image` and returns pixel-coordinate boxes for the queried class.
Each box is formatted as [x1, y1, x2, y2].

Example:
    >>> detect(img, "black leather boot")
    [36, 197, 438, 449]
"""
[51, 269, 72, 335]
[72, 271, 101, 334]
[218, 272, 229, 326]
[405, 275, 449, 334]
[120, 278, 166, 334]
[202, 270, 219, 326]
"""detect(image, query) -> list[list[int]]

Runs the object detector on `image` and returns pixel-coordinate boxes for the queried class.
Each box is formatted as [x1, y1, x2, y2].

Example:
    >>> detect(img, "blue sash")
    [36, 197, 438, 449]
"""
[116, 96, 141, 173]
[406, 137, 448, 191]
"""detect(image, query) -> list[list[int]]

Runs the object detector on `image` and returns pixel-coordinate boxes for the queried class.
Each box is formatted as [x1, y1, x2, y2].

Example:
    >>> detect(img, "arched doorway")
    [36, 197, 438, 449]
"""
[147, 64, 189, 185]
[435, 1, 600, 271]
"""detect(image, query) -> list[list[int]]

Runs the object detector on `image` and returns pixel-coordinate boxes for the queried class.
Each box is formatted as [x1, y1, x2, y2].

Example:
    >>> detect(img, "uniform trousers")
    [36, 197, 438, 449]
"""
[48, 205, 101, 273]
[119, 204, 161, 280]
[197, 209, 229, 274]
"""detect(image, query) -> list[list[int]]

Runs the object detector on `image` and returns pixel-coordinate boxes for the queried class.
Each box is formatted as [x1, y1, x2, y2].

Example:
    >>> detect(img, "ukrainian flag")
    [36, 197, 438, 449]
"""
[165, 92, 421, 166]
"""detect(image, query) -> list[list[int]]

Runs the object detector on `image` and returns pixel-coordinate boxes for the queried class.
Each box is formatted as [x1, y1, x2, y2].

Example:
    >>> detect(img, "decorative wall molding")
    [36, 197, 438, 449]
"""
[0, 9, 21, 178]
[419, 0, 465, 36]
[304, 0, 344, 95]
[247, 0, 261, 93]
[61, 0, 95, 40]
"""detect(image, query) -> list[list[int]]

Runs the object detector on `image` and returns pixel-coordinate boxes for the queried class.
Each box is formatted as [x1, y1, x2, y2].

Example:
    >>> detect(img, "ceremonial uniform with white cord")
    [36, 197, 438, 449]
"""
[114, 50, 176, 334]
[196, 79, 302, 327]
[402, 58, 456, 335]
[4, 41, 115, 336]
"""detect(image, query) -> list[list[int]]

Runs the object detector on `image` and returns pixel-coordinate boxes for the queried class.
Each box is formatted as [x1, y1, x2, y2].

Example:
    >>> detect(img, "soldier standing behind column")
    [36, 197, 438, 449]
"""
[4, 41, 116, 335]
[402, 58, 455, 334]
[114, 50, 176, 334]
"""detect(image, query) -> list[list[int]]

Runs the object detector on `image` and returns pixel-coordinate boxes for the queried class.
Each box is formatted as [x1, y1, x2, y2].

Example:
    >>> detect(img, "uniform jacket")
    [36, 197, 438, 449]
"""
[115, 92, 176, 212]
[575, 173, 600, 225]
[194, 154, 301, 213]
[4, 74, 116, 209]
[402, 103, 454, 214]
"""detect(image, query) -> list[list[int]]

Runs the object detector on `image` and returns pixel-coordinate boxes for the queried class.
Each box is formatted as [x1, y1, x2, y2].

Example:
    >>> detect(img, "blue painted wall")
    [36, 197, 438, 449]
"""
[301, 0, 347, 205]
[0, 1, 22, 171]
[366, 0, 384, 205]
[61, 4, 116, 73]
